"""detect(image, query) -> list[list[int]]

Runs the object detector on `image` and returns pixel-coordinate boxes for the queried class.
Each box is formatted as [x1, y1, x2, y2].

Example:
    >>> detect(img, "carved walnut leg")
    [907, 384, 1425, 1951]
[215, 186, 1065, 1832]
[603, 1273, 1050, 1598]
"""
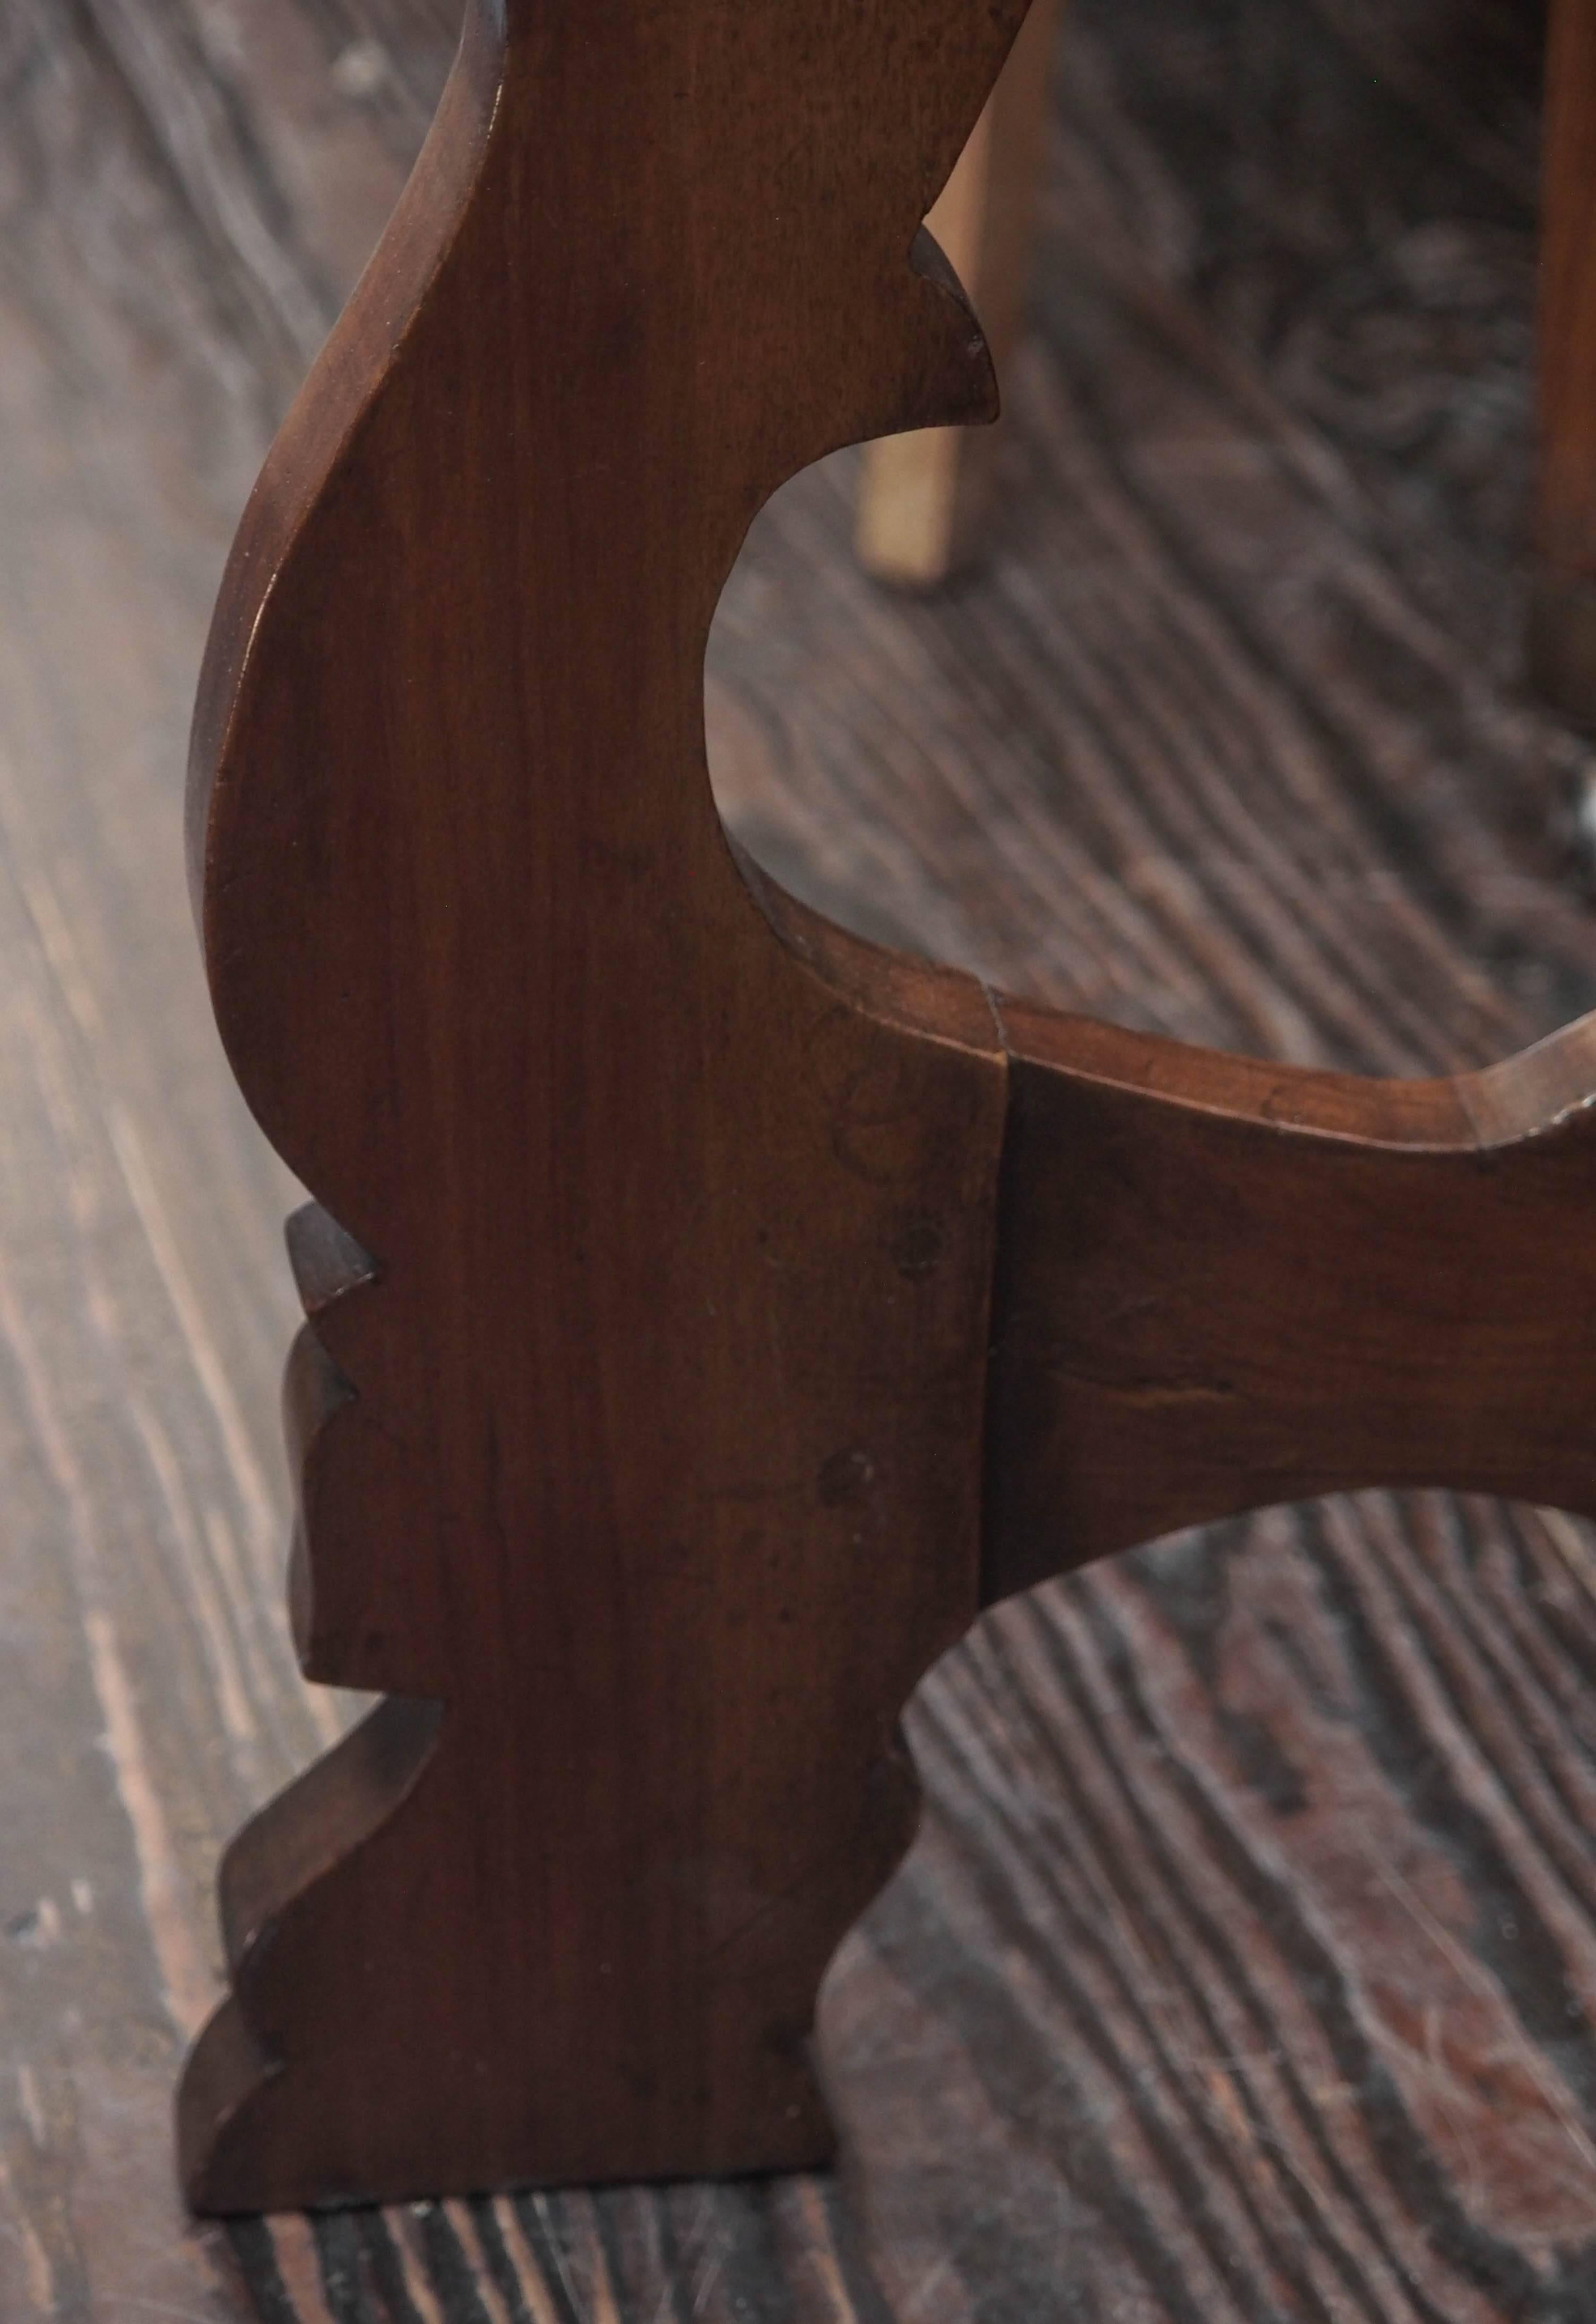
[178, 0, 1596, 2214]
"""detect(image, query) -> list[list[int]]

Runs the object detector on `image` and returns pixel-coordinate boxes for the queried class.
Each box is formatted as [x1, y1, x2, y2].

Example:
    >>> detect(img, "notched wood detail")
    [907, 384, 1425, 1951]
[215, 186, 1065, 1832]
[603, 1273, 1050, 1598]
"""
[180, 0, 1026, 2213]
[285, 1200, 378, 1319]
[180, 1698, 444, 2209]
[279, 1201, 425, 1692]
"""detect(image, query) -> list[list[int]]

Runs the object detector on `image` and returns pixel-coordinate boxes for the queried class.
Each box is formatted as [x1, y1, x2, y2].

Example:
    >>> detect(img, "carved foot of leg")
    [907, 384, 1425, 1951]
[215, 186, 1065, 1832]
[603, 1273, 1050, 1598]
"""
[179, 1695, 924, 2210]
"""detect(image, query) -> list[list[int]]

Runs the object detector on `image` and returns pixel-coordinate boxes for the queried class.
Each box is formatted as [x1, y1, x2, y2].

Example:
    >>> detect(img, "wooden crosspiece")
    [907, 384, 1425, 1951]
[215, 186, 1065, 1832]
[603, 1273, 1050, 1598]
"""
[178, 0, 1596, 2212]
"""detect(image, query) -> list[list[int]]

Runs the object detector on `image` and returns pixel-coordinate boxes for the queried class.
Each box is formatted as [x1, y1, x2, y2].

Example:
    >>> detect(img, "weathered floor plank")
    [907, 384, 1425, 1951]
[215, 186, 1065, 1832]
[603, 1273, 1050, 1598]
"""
[4, 1, 1596, 2317]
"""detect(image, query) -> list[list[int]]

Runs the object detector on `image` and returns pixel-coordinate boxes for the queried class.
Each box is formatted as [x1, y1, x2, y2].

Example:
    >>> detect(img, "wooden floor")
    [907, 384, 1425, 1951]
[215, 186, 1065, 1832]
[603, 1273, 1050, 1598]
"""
[6, 0, 1596, 2316]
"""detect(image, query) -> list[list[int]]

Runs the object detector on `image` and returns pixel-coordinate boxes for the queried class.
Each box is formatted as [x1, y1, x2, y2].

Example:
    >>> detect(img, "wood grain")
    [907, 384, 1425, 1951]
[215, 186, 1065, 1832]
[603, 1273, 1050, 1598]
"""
[5, 0, 1596, 2314]
[986, 1002, 1596, 1588]
[179, 0, 1029, 2209]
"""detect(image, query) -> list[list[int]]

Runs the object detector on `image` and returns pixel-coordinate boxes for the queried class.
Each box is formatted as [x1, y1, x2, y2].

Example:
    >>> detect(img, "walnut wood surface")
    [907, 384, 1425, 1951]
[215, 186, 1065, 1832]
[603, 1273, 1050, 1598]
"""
[179, 0, 1026, 2208]
[6, 0, 1596, 2315]
[986, 1003, 1596, 1588]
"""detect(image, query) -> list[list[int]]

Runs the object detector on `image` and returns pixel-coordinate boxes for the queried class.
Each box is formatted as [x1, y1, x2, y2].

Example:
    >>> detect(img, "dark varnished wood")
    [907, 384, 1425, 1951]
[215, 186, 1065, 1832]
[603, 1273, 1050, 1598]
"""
[178, 0, 1596, 2220]
[179, 0, 1024, 2210]
[986, 1003, 1596, 1592]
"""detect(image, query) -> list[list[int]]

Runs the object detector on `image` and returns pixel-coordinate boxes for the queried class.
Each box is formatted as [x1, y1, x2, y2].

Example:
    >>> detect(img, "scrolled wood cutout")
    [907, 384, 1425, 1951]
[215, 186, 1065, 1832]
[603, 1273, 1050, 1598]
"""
[179, 0, 1596, 2213]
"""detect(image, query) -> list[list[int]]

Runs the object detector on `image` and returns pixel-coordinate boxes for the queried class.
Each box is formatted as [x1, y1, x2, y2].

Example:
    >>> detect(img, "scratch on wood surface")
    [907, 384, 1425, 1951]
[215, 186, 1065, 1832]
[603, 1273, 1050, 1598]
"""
[0, 1245, 217, 2037]
[83, 1606, 218, 2040]
[682, 2189, 725, 2320]
[107, 1103, 281, 1586]
[1375, 1856, 1596, 2184]
[19, 864, 108, 1049]
[1538, 1505, 1596, 1610]
[899, 2254, 963, 2323]
[390, 2206, 452, 2324]
[788, 2182, 861, 2323]
[0, 921, 334, 1768]
[76, 0, 335, 363]
[490, 2195, 567, 2324]
[267, 2213, 341, 2324]
[126, 1390, 261, 1762]
[117, 2297, 225, 2322]
[546, 2194, 625, 2324]
[14, 2066, 46, 2149]
[1341, 1496, 1596, 2015]
[203, 1505, 344, 1753]
[443, 2201, 517, 2324]
[0, 2153, 56, 2314]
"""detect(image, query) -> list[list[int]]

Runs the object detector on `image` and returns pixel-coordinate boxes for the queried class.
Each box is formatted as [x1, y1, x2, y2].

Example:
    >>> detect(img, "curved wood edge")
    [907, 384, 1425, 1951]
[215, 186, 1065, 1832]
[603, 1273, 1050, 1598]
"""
[727, 835, 1005, 1057]
[994, 991, 1596, 1151]
[184, 1, 504, 948]
[982, 995, 1596, 1597]
[179, 0, 1030, 2212]
[177, 1696, 442, 2210]
[185, 0, 1015, 1238]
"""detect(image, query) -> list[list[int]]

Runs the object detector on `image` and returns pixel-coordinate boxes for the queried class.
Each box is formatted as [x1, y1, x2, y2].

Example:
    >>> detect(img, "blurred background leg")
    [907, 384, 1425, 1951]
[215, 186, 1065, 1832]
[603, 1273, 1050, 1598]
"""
[855, 0, 1062, 589]
[1530, 0, 1596, 724]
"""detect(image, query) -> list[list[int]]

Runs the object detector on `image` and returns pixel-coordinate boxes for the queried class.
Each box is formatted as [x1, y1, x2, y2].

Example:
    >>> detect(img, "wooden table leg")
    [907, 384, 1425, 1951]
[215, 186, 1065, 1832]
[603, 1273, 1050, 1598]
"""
[854, 0, 1060, 589]
[1529, 0, 1596, 725]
